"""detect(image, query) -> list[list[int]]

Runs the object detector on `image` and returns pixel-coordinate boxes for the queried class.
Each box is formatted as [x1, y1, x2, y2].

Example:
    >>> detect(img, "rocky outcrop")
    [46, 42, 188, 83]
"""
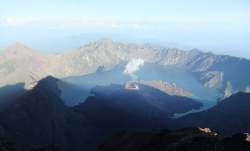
[199, 71, 224, 89]
[98, 127, 250, 151]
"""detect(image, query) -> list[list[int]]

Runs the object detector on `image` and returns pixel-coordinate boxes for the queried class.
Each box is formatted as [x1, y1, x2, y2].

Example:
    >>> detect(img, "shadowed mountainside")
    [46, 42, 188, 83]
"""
[1, 39, 250, 101]
[0, 83, 27, 110]
[167, 92, 250, 138]
[0, 76, 92, 151]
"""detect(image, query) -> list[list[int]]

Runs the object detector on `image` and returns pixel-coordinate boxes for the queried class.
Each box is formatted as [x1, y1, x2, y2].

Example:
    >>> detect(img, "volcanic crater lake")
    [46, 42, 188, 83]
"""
[57, 63, 219, 117]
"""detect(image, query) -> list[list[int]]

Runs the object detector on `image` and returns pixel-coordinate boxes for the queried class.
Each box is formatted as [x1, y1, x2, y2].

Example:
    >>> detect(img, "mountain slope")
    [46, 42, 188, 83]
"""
[167, 92, 250, 138]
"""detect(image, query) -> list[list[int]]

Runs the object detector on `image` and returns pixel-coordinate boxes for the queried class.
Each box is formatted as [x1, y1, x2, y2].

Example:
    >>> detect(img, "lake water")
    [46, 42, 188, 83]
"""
[57, 63, 219, 117]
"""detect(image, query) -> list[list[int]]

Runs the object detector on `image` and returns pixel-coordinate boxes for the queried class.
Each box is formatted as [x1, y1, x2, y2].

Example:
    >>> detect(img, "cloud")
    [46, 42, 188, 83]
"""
[0, 18, 40, 26]
[6, 18, 23, 25]
[59, 20, 125, 29]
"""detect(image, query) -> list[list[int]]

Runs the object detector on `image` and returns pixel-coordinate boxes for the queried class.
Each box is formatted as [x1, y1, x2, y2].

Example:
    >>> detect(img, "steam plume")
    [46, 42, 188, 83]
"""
[123, 58, 144, 81]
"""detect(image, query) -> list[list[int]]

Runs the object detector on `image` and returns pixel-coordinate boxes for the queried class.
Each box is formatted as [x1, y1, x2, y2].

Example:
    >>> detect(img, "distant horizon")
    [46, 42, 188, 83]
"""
[1, 0, 250, 58]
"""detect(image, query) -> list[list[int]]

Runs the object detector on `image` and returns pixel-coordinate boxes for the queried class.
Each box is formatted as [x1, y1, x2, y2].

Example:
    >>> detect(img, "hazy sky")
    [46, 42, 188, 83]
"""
[0, 0, 250, 58]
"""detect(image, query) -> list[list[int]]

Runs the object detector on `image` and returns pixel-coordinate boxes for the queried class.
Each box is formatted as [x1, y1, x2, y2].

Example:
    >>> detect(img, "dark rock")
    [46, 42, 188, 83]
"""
[20, 142, 61, 151]
[98, 127, 250, 151]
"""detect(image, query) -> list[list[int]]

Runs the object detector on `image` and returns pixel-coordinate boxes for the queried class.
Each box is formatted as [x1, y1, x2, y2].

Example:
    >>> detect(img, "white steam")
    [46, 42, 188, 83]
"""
[123, 58, 144, 81]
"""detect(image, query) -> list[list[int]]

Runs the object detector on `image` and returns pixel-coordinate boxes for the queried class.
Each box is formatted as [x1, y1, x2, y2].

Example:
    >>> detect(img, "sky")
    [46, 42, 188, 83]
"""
[0, 0, 250, 58]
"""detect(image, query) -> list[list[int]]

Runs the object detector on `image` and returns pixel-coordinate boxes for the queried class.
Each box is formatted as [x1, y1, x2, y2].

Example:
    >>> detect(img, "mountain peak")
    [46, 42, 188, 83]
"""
[190, 48, 204, 53]
[10, 42, 31, 49]
[98, 38, 113, 43]
[93, 38, 114, 46]
[1, 42, 39, 60]
[13, 42, 23, 46]
[83, 38, 115, 49]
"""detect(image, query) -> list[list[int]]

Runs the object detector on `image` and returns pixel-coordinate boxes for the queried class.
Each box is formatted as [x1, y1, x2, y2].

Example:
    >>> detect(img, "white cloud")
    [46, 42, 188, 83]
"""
[0, 18, 40, 26]
[6, 18, 23, 25]
[60, 20, 125, 29]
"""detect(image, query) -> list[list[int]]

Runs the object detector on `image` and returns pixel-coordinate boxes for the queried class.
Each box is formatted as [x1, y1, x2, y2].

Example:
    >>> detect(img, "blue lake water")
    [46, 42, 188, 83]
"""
[58, 63, 219, 117]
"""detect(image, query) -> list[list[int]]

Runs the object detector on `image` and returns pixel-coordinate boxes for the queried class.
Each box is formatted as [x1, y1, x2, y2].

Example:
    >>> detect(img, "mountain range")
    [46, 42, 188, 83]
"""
[0, 39, 250, 150]
[1, 38, 250, 103]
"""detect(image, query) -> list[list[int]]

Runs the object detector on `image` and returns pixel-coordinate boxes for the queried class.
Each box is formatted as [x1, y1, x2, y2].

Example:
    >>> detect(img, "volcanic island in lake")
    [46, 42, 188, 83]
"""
[76, 80, 201, 118]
